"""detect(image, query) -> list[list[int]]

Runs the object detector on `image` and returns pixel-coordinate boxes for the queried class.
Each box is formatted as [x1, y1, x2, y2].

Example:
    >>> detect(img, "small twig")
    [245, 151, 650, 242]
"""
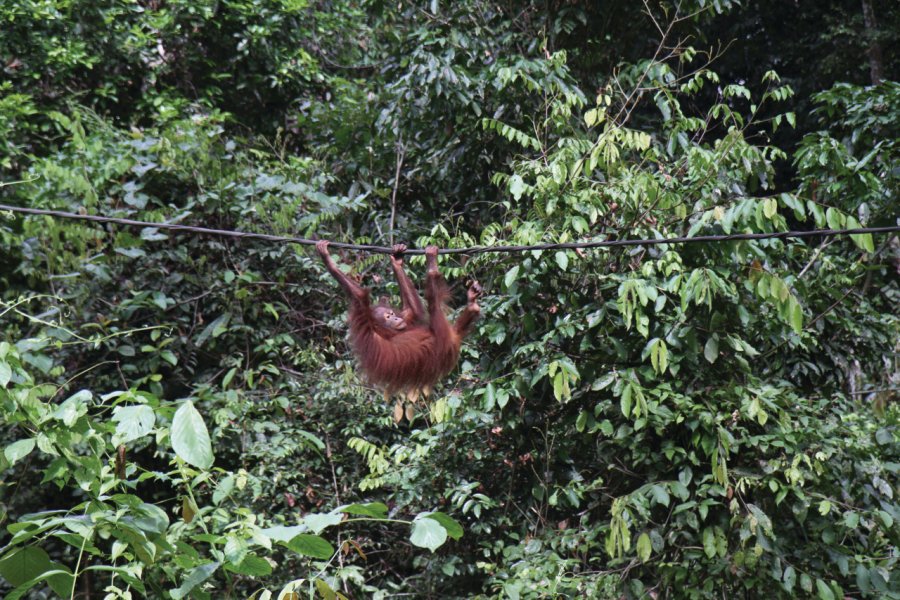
[798, 237, 835, 279]
[849, 387, 898, 396]
[389, 141, 406, 246]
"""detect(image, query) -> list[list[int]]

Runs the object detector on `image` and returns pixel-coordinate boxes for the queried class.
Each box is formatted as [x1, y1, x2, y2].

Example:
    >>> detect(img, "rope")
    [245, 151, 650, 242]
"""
[1, 203, 897, 255]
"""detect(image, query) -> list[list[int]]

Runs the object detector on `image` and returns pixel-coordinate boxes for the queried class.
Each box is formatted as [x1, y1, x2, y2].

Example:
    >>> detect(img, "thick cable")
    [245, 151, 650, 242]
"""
[1, 203, 897, 255]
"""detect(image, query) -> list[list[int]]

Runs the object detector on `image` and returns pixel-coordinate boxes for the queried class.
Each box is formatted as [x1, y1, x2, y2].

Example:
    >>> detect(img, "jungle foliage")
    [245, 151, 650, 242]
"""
[1, 0, 898, 598]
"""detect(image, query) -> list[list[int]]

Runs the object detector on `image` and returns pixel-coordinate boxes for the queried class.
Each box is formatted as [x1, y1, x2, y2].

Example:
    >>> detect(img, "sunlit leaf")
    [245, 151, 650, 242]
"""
[0, 361, 11, 387]
[112, 405, 156, 443]
[410, 516, 448, 552]
[303, 513, 342, 534]
[171, 401, 214, 469]
[704, 336, 719, 363]
[4, 438, 35, 466]
[422, 512, 463, 540]
[636, 532, 651, 562]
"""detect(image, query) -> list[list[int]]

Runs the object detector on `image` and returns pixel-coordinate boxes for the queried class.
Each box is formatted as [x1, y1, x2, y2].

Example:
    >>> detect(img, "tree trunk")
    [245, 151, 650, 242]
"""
[860, 0, 885, 84]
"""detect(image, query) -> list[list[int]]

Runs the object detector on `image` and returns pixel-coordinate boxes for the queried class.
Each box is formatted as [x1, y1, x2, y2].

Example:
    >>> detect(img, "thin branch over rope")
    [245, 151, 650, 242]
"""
[1, 203, 897, 255]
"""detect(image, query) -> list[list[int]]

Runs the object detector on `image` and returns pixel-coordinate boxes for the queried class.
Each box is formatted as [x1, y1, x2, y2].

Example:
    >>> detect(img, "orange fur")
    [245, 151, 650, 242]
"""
[317, 241, 478, 396]
[348, 286, 462, 395]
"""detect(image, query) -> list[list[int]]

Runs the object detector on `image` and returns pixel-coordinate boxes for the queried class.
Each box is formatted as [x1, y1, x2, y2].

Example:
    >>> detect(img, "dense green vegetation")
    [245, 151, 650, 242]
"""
[1, 1, 898, 598]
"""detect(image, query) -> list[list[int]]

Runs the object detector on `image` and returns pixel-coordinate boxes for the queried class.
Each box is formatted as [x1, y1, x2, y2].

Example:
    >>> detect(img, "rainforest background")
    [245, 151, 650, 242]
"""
[0, 0, 898, 598]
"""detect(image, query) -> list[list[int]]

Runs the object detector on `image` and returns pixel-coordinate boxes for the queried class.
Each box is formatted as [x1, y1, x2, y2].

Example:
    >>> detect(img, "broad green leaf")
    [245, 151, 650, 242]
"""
[555, 251, 568, 271]
[7, 569, 74, 600]
[195, 313, 231, 347]
[783, 565, 796, 591]
[509, 174, 526, 200]
[702, 527, 716, 558]
[649, 485, 670, 507]
[260, 525, 307, 543]
[5, 438, 35, 465]
[552, 372, 570, 402]
[337, 502, 388, 519]
[0, 546, 73, 598]
[115, 247, 145, 259]
[423, 512, 464, 540]
[789, 299, 803, 333]
[410, 516, 448, 552]
[649, 339, 668, 374]
[225, 554, 272, 576]
[315, 578, 340, 600]
[496, 388, 510, 409]
[599, 420, 614, 436]
[222, 367, 237, 389]
[303, 512, 342, 534]
[81, 565, 145, 593]
[671, 481, 689, 501]
[151, 291, 169, 309]
[704, 336, 719, 363]
[504, 265, 520, 288]
[224, 536, 248, 565]
[134, 503, 170, 535]
[171, 401, 214, 469]
[213, 474, 235, 505]
[800, 573, 813, 593]
[815, 579, 835, 600]
[636, 533, 651, 562]
[286, 534, 333, 559]
[846, 216, 874, 251]
[52, 389, 91, 426]
[0, 361, 11, 387]
[593, 372, 615, 390]
[856, 564, 870, 594]
[112, 405, 156, 443]
[575, 411, 587, 433]
[620, 384, 633, 418]
[484, 382, 496, 410]
[825, 207, 842, 230]
[857, 233, 875, 252]
[170, 562, 219, 600]
[294, 429, 326, 451]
